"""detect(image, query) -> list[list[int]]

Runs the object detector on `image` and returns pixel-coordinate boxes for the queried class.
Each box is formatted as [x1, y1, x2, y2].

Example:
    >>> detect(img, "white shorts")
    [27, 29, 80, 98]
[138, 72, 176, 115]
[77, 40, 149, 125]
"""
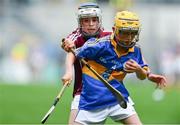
[75, 97, 136, 125]
[71, 95, 80, 110]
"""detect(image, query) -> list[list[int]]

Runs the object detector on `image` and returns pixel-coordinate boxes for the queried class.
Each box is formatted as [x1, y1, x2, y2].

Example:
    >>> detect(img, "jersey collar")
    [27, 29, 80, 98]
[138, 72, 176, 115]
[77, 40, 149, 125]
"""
[110, 33, 134, 57]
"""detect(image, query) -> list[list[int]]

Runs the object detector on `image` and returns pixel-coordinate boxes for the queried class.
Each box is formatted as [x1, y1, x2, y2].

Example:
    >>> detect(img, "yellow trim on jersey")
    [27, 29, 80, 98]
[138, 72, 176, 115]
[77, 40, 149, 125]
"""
[143, 66, 149, 71]
[82, 60, 127, 82]
[82, 60, 107, 80]
[110, 34, 134, 58]
[109, 71, 126, 81]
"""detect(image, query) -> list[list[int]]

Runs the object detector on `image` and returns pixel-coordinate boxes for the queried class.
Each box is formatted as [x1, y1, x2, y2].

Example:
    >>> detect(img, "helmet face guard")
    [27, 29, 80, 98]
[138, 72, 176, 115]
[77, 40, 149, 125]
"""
[114, 11, 140, 49]
[77, 2, 102, 38]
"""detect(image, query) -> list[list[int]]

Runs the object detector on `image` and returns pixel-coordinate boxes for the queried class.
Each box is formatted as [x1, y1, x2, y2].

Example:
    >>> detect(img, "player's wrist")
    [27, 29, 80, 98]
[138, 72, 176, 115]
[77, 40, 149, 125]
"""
[147, 72, 152, 79]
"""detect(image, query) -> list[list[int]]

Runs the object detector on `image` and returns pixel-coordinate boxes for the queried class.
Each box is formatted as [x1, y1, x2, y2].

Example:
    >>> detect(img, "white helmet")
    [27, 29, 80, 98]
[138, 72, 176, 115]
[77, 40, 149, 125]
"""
[77, 2, 102, 30]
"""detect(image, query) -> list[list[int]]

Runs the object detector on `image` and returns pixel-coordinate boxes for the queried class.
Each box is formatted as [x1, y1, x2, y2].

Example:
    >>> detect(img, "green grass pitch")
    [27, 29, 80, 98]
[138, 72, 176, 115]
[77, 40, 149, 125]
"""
[0, 81, 180, 124]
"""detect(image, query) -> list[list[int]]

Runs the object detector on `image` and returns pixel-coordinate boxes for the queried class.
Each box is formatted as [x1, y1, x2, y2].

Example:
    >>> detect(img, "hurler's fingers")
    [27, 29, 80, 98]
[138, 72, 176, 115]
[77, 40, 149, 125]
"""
[158, 80, 167, 89]
[61, 78, 71, 86]
[62, 79, 71, 86]
[61, 38, 71, 52]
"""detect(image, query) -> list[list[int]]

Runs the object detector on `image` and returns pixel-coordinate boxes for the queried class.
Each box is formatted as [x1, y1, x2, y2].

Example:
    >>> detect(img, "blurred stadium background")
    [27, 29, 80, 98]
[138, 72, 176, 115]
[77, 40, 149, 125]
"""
[0, 0, 180, 124]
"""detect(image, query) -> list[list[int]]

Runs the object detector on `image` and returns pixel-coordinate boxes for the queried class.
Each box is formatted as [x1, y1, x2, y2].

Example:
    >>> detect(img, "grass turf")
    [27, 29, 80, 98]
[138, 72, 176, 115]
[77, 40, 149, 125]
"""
[0, 81, 180, 124]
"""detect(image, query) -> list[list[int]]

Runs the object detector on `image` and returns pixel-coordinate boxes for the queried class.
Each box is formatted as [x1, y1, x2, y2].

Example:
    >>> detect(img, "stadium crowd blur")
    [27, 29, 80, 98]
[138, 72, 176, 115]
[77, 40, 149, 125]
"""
[0, 0, 180, 85]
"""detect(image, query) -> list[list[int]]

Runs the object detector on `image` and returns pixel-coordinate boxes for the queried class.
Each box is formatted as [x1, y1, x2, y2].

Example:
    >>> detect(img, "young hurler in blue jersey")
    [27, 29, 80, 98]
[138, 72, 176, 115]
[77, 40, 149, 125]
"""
[62, 11, 167, 125]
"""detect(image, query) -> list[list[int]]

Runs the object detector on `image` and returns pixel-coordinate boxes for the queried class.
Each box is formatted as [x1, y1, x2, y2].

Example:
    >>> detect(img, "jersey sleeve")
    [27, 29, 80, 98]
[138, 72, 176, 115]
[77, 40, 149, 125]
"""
[75, 38, 104, 60]
[136, 47, 149, 71]
[141, 56, 150, 71]
[66, 28, 81, 43]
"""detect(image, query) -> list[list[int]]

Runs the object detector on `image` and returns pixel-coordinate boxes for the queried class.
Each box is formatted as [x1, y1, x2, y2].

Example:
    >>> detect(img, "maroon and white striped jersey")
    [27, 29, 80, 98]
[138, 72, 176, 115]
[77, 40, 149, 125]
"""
[66, 28, 112, 97]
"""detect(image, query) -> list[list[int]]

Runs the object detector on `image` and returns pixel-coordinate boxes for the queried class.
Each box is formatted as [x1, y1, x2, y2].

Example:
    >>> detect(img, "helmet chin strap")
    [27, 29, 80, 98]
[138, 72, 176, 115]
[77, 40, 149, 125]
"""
[117, 41, 136, 49]
[81, 28, 100, 40]
[114, 36, 137, 50]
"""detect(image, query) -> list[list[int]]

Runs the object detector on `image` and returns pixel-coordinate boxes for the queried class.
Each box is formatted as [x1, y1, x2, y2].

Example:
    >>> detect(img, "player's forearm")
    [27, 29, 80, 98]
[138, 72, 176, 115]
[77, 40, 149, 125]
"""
[64, 52, 75, 74]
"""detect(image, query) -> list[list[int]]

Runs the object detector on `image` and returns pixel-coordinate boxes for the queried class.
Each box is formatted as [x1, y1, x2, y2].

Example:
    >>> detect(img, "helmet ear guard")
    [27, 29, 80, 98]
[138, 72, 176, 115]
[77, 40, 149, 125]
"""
[114, 11, 141, 49]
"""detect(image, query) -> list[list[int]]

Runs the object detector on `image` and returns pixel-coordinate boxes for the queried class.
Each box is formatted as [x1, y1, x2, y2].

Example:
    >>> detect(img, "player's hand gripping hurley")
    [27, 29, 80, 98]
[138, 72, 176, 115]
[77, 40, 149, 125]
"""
[41, 81, 69, 124]
[62, 38, 127, 109]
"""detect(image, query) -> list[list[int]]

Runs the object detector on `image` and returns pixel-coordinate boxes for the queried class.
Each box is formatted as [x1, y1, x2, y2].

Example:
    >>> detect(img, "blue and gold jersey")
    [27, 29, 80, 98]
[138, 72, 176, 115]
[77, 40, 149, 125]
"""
[75, 35, 148, 110]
